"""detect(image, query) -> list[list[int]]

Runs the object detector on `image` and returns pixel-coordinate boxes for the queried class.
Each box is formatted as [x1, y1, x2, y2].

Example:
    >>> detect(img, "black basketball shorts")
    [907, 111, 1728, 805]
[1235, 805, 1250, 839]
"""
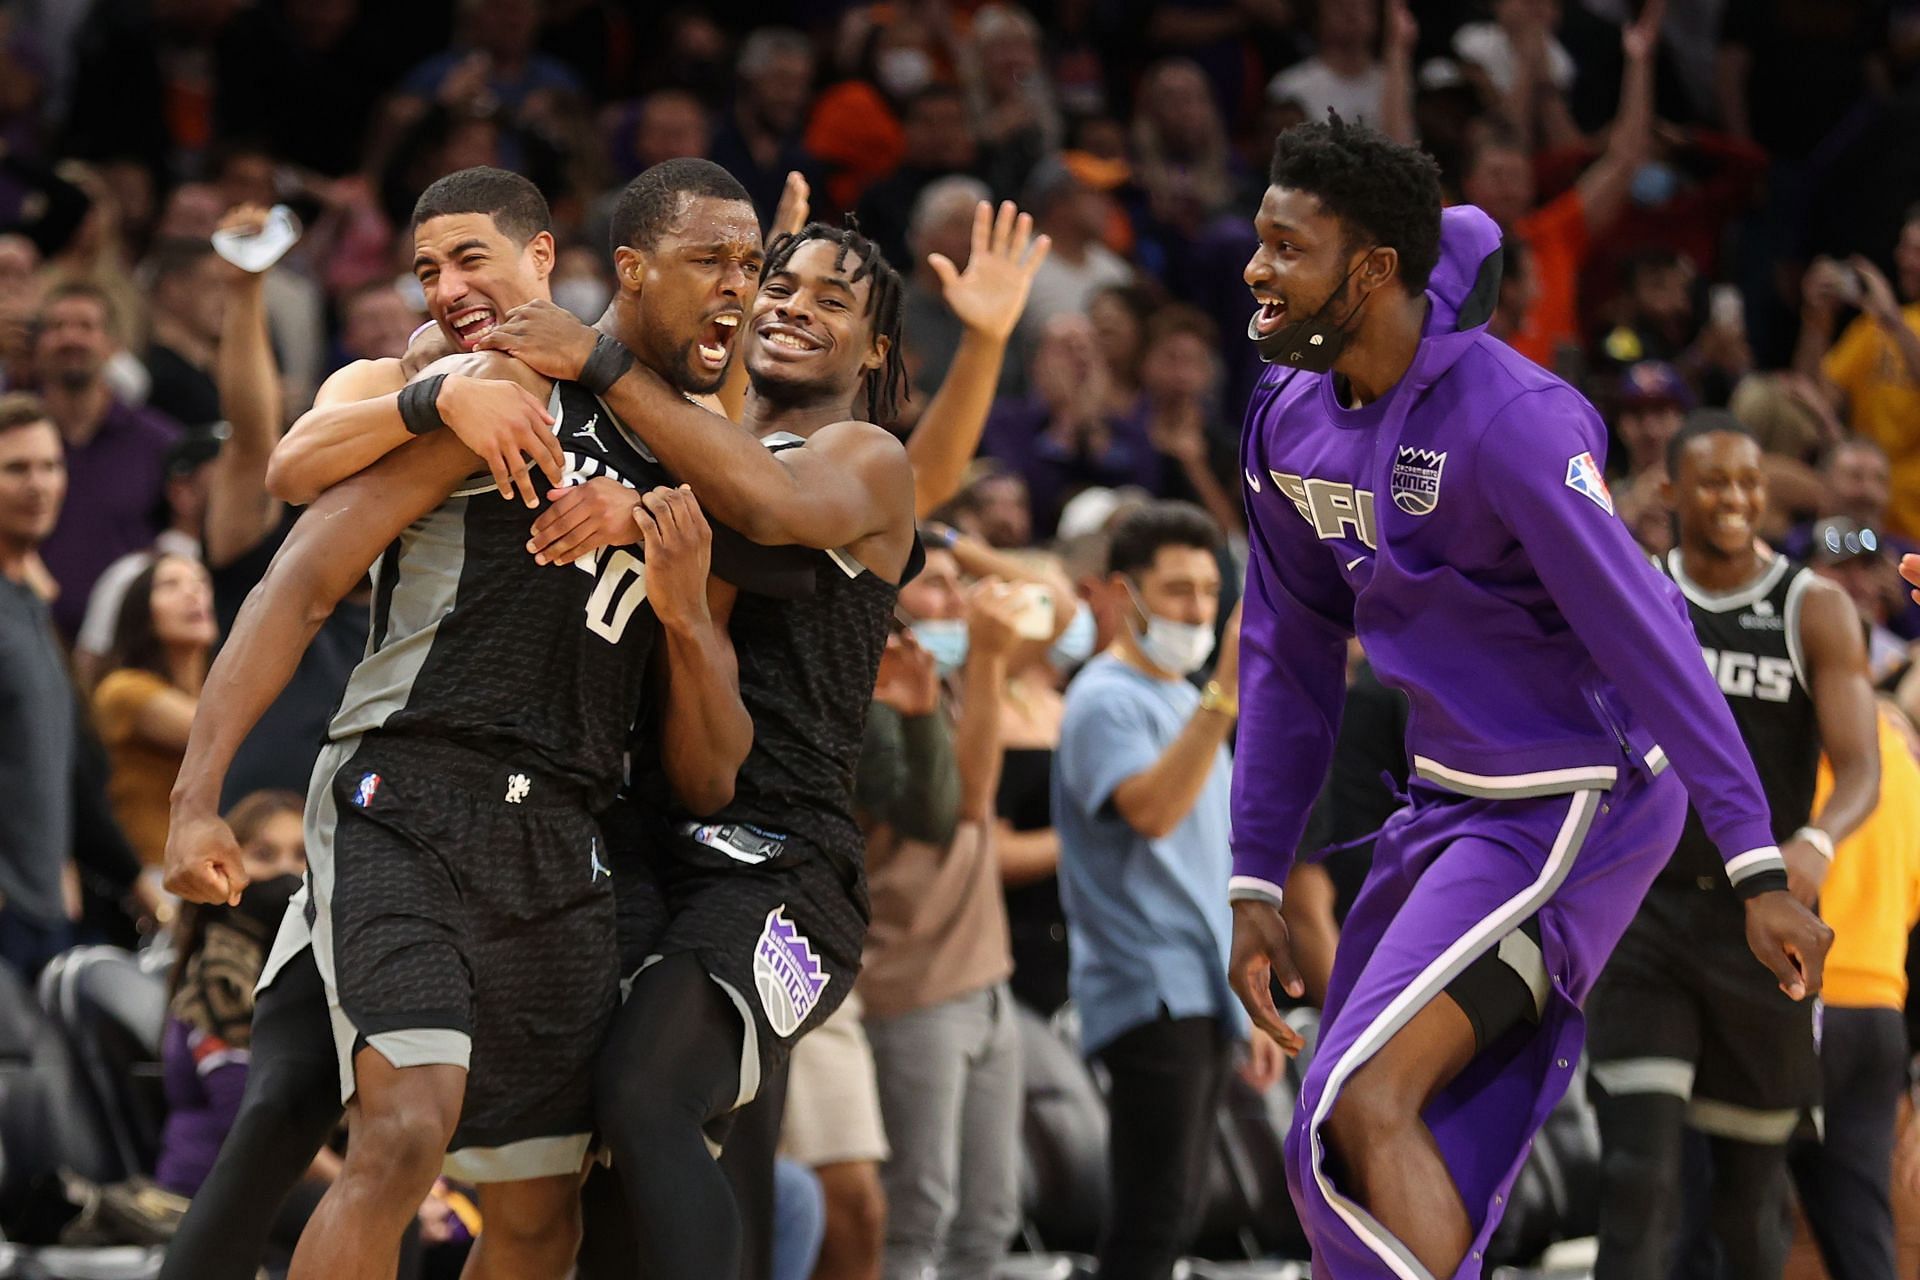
[306, 734, 618, 1182]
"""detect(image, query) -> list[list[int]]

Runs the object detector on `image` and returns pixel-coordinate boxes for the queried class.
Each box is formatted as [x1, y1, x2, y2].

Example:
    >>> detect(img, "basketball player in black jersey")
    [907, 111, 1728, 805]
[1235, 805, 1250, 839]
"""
[1587, 413, 1880, 1280]
[163, 168, 796, 1280]
[482, 178, 972, 1277]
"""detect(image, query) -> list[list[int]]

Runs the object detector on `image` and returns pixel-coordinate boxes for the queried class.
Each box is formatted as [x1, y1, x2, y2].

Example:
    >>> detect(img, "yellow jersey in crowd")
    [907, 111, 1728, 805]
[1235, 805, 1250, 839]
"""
[1814, 707, 1920, 1009]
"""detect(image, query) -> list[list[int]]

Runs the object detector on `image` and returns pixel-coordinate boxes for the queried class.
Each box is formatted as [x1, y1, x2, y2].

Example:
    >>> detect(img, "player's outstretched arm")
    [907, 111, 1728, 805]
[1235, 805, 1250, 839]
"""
[1783, 578, 1880, 904]
[204, 204, 285, 570]
[908, 199, 1049, 519]
[268, 349, 560, 507]
[477, 302, 913, 551]
[643, 488, 752, 816]
[166, 432, 481, 906]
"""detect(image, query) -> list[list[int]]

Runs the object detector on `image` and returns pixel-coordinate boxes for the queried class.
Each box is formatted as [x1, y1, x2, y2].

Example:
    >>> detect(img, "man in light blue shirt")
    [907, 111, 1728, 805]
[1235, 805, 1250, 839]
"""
[1054, 500, 1275, 1280]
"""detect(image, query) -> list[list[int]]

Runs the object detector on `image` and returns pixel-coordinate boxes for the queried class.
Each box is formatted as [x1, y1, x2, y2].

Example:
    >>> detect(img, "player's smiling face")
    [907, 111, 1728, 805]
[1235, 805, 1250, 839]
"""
[1244, 186, 1368, 342]
[747, 238, 888, 405]
[413, 213, 555, 352]
[617, 194, 762, 396]
[1669, 431, 1768, 561]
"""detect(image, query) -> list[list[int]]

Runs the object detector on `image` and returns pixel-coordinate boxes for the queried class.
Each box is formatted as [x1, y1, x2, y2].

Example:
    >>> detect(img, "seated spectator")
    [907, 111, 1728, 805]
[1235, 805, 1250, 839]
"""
[336, 281, 424, 366]
[939, 462, 1034, 550]
[142, 237, 234, 430]
[1019, 154, 1134, 337]
[901, 176, 1030, 402]
[30, 281, 183, 638]
[608, 89, 714, 182]
[1808, 517, 1911, 685]
[74, 432, 217, 690]
[397, 0, 584, 121]
[1130, 58, 1241, 249]
[1085, 282, 1157, 416]
[981, 312, 1161, 538]
[709, 29, 821, 230]
[962, 5, 1060, 200]
[1596, 250, 1696, 370]
[93, 554, 217, 867]
[858, 86, 980, 275]
[158, 788, 308, 1198]
[1266, 0, 1388, 129]
[1798, 207, 1920, 540]
[1135, 306, 1243, 537]
[1054, 501, 1281, 1277]
[858, 550, 1024, 1280]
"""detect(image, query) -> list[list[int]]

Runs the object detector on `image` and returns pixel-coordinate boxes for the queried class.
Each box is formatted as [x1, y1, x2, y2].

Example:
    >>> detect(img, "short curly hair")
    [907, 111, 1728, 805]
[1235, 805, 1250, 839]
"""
[1268, 112, 1443, 293]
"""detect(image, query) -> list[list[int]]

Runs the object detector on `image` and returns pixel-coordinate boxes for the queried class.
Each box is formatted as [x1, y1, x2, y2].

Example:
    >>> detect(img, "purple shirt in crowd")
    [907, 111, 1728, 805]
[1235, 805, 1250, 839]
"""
[39, 399, 182, 638]
[980, 397, 1164, 538]
[1230, 204, 1785, 904]
[155, 1017, 248, 1197]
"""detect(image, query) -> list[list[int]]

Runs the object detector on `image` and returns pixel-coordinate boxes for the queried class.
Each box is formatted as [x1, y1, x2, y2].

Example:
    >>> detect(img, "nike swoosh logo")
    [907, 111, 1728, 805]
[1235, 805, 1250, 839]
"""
[1346, 556, 1366, 570]
[1245, 468, 1262, 492]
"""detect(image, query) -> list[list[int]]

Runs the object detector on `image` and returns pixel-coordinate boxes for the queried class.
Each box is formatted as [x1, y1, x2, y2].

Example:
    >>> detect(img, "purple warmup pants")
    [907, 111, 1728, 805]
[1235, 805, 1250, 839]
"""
[1286, 762, 1687, 1279]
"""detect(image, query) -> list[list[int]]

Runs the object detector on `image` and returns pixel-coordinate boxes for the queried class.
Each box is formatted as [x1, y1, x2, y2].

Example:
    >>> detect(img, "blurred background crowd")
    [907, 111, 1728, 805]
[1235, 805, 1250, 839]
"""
[3, 0, 1920, 1277]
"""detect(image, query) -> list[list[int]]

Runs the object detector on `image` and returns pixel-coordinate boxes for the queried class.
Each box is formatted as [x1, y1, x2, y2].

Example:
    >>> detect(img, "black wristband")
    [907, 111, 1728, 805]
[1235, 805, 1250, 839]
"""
[579, 333, 635, 396]
[1732, 868, 1791, 901]
[398, 373, 448, 436]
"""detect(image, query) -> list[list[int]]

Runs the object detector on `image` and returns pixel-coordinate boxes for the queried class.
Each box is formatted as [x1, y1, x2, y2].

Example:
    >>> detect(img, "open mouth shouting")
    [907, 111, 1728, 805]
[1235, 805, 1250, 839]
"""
[447, 304, 499, 349]
[696, 310, 743, 371]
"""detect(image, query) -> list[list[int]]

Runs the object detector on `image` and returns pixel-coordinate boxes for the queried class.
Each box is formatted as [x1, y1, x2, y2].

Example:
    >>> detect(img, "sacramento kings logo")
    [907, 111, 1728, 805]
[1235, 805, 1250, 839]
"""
[753, 907, 830, 1037]
[1390, 447, 1446, 516]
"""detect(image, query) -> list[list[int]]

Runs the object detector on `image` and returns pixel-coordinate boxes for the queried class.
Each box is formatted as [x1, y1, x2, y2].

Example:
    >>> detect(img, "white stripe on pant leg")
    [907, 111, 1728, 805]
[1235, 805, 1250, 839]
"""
[1306, 789, 1602, 1280]
[1685, 1098, 1802, 1144]
[1589, 1057, 1695, 1099]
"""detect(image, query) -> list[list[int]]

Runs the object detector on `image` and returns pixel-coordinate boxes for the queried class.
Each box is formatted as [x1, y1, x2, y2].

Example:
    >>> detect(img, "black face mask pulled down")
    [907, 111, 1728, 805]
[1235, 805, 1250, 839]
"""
[1248, 252, 1374, 373]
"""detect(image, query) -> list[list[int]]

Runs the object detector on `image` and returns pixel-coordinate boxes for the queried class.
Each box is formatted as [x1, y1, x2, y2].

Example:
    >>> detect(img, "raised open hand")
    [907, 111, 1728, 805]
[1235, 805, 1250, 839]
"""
[929, 200, 1052, 343]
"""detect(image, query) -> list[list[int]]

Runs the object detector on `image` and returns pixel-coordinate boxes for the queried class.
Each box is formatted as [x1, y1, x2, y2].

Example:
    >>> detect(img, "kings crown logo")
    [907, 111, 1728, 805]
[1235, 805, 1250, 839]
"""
[1390, 447, 1446, 516]
[753, 907, 830, 1038]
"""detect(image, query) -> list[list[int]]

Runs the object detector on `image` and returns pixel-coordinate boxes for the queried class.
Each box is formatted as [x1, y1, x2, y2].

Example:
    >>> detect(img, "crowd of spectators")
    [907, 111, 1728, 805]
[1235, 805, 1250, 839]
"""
[4, 0, 1920, 1276]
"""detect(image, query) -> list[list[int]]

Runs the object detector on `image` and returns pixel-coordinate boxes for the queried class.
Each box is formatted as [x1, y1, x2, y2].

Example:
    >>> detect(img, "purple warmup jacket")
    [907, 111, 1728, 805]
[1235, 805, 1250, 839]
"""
[1228, 205, 1786, 905]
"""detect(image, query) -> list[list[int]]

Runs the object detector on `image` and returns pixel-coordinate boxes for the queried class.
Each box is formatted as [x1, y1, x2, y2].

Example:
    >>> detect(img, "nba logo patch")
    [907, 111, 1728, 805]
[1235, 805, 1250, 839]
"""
[1389, 447, 1446, 516]
[352, 773, 381, 808]
[752, 907, 829, 1038]
[1565, 451, 1614, 515]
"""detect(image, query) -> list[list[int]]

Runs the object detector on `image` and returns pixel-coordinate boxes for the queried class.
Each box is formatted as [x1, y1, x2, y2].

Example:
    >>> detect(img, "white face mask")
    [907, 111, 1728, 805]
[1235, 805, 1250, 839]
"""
[911, 617, 970, 675]
[877, 47, 934, 98]
[1127, 584, 1216, 676]
[554, 277, 612, 322]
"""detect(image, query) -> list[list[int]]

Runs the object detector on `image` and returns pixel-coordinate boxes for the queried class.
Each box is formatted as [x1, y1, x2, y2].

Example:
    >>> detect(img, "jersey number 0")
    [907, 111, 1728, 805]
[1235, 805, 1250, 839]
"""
[577, 547, 649, 643]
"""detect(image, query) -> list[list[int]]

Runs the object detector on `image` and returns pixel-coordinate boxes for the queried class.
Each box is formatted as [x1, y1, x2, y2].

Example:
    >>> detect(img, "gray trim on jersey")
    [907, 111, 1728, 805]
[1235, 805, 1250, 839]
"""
[1590, 1056, 1696, 1100]
[1784, 566, 1816, 693]
[1665, 549, 1791, 614]
[328, 498, 472, 740]
[1496, 927, 1551, 1019]
[445, 1133, 594, 1184]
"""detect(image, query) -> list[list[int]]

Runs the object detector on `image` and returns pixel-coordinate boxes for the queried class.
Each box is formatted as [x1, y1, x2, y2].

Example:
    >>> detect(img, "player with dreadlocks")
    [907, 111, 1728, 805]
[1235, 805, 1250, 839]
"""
[482, 170, 946, 1278]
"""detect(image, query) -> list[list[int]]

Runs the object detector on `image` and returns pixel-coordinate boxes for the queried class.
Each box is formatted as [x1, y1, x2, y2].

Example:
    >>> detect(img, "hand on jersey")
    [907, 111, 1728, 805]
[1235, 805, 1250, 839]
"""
[436, 373, 562, 507]
[529, 476, 636, 566]
[929, 200, 1052, 343]
[635, 486, 713, 633]
[476, 298, 602, 384]
[1743, 889, 1833, 1001]
[1228, 901, 1308, 1055]
[1780, 834, 1831, 908]
[162, 813, 248, 907]
[875, 630, 941, 716]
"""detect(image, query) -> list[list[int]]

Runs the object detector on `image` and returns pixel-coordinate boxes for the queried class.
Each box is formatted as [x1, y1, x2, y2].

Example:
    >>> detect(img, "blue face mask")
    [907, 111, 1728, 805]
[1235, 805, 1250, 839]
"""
[1630, 162, 1679, 208]
[912, 618, 970, 675]
[1049, 601, 1096, 671]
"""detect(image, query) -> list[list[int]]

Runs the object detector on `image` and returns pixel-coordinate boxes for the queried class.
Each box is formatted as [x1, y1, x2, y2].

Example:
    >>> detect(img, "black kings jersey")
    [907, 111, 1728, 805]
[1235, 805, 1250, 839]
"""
[327, 380, 809, 808]
[627, 434, 919, 881]
[1658, 551, 1821, 887]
